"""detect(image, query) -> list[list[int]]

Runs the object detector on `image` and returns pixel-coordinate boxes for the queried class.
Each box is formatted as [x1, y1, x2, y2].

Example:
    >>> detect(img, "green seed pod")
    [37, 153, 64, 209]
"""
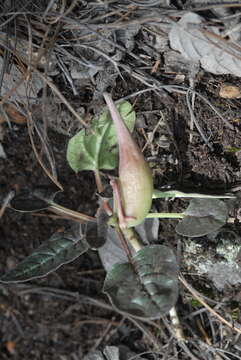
[103, 92, 153, 228]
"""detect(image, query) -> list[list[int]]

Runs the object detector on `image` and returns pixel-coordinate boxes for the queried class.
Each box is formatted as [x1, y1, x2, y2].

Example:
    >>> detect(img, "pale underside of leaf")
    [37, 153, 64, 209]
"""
[103, 245, 178, 319]
[176, 198, 229, 237]
[98, 216, 159, 272]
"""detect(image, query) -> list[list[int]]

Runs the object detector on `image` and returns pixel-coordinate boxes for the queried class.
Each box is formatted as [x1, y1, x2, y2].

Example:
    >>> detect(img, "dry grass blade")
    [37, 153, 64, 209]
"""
[36, 71, 88, 128]
[179, 275, 241, 335]
[162, 315, 200, 360]
[191, 2, 241, 12]
[49, 204, 96, 223]
[44, 0, 79, 24]
[169, 307, 185, 341]
[14, 283, 162, 350]
[129, 0, 165, 6]
[186, 89, 213, 151]
[0, 191, 15, 219]
[26, 111, 63, 191]
[0, 0, 34, 29]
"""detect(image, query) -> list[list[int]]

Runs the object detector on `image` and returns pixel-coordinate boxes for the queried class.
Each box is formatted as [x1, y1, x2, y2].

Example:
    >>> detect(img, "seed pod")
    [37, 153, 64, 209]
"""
[103, 92, 153, 228]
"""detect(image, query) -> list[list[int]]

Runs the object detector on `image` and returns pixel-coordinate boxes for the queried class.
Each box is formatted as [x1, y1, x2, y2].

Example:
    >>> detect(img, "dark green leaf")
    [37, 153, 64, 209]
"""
[66, 101, 135, 172]
[10, 186, 61, 212]
[176, 198, 229, 237]
[103, 245, 178, 319]
[0, 230, 88, 283]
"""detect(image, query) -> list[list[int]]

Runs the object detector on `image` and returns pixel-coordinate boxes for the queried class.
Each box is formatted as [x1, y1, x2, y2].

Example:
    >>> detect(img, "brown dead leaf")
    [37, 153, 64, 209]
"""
[0, 103, 27, 124]
[6, 340, 16, 354]
[151, 59, 161, 74]
[219, 84, 241, 99]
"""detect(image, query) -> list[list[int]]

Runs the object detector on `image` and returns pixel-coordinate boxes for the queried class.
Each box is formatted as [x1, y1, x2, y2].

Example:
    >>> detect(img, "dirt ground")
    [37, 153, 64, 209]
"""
[0, 1, 241, 359]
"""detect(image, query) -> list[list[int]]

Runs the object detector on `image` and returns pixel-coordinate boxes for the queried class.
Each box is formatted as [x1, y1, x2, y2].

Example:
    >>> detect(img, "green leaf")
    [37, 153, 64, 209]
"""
[66, 101, 135, 172]
[175, 198, 229, 237]
[224, 146, 241, 153]
[0, 230, 88, 283]
[103, 245, 178, 319]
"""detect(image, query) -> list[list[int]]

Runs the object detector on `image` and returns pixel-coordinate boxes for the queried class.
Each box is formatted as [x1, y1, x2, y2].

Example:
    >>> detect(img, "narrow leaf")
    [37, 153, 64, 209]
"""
[153, 189, 235, 199]
[66, 101, 135, 172]
[103, 245, 178, 319]
[176, 198, 229, 237]
[0, 230, 88, 283]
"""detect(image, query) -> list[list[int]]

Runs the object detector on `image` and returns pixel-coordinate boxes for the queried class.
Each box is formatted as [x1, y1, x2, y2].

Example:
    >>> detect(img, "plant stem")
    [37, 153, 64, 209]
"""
[146, 212, 185, 219]
[115, 226, 133, 264]
[49, 203, 96, 223]
[94, 169, 104, 193]
[152, 189, 235, 199]
[0, 190, 15, 219]
[122, 228, 143, 252]
[169, 306, 185, 341]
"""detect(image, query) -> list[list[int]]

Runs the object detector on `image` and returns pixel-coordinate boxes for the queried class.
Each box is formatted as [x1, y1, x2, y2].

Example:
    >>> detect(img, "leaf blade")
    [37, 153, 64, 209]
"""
[66, 101, 135, 172]
[103, 245, 178, 319]
[0, 230, 88, 283]
[176, 198, 229, 237]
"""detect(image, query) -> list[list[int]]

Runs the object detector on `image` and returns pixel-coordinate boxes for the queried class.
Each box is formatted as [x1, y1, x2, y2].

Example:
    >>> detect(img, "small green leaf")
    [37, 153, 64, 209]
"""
[66, 101, 135, 172]
[190, 299, 202, 308]
[0, 230, 88, 283]
[224, 146, 241, 153]
[103, 245, 178, 319]
[176, 199, 229, 237]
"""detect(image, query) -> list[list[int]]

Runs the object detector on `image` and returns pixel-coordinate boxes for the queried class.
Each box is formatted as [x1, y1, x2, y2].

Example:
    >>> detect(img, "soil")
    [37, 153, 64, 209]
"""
[1, 77, 240, 359]
[0, 1, 241, 359]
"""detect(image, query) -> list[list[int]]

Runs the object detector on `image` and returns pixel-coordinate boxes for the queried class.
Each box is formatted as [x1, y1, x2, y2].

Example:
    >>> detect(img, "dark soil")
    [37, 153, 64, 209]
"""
[1, 78, 240, 358]
[0, 1, 241, 359]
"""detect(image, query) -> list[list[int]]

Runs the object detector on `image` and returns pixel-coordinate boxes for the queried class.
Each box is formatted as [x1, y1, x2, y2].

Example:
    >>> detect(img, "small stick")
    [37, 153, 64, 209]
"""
[94, 169, 104, 193]
[49, 203, 96, 223]
[122, 227, 143, 252]
[169, 306, 186, 341]
[146, 212, 185, 219]
[0, 191, 15, 218]
[179, 275, 241, 335]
